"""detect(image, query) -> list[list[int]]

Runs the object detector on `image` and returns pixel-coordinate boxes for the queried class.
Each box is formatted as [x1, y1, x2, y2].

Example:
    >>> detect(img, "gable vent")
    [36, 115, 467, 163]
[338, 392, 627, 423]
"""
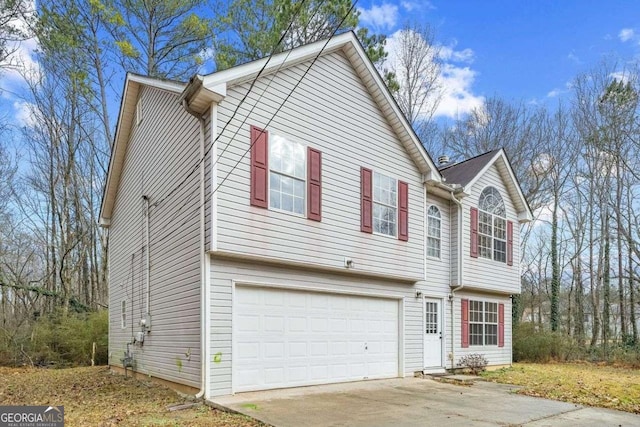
[437, 155, 450, 166]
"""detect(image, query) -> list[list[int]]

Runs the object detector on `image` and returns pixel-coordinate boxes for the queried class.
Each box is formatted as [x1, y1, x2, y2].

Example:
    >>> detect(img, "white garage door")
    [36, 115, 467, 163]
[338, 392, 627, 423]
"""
[233, 286, 399, 392]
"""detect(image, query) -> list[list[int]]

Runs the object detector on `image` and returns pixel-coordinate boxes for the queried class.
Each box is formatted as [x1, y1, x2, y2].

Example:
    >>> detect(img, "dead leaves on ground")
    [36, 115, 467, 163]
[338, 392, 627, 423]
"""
[0, 366, 263, 426]
[482, 362, 640, 413]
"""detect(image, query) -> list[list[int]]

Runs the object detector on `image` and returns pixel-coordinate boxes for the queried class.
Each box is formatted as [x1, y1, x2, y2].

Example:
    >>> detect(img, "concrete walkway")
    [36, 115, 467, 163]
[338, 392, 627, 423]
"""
[211, 377, 640, 426]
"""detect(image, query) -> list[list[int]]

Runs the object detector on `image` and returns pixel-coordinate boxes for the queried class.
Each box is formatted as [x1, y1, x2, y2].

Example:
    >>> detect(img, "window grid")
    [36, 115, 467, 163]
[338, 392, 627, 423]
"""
[468, 300, 498, 346]
[427, 205, 441, 258]
[269, 135, 306, 215]
[425, 302, 438, 334]
[478, 187, 507, 262]
[373, 172, 397, 236]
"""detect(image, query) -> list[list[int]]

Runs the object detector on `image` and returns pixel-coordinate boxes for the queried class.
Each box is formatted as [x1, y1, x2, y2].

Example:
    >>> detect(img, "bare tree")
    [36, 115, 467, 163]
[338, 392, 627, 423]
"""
[387, 23, 442, 133]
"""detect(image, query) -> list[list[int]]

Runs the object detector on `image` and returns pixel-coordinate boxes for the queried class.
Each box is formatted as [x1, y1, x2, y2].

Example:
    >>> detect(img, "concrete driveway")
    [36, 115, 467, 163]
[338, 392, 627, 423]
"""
[211, 377, 640, 426]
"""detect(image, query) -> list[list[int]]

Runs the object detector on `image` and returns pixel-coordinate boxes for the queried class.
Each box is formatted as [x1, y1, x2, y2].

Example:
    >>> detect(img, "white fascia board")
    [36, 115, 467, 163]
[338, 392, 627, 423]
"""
[347, 37, 441, 180]
[100, 74, 186, 225]
[201, 32, 352, 90]
[127, 74, 185, 93]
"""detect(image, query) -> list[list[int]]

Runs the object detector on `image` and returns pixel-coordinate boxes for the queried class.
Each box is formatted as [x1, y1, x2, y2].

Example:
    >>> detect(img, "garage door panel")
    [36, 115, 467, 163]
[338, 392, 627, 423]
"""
[233, 286, 399, 392]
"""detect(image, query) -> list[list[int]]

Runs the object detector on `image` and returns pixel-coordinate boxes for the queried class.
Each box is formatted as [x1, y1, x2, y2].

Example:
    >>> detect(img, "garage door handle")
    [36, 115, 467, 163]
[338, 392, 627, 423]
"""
[365, 343, 368, 350]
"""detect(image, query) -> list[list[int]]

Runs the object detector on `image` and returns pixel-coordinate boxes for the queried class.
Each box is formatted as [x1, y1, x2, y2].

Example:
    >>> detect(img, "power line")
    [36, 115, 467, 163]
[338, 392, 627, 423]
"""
[154, 0, 331, 236]
[148, 2, 358, 250]
[150, 0, 311, 211]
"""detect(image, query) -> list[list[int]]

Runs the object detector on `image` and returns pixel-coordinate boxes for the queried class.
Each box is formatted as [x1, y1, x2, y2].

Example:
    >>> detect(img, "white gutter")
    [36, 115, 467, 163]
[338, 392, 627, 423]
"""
[448, 190, 464, 370]
[181, 99, 208, 399]
[426, 180, 464, 370]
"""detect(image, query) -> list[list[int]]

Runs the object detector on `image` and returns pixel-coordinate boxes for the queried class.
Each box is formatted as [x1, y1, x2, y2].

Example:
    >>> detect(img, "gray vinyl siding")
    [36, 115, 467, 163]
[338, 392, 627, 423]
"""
[213, 50, 424, 280]
[452, 291, 513, 367]
[108, 86, 202, 388]
[209, 257, 424, 396]
[423, 194, 451, 296]
[461, 165, 521, 295]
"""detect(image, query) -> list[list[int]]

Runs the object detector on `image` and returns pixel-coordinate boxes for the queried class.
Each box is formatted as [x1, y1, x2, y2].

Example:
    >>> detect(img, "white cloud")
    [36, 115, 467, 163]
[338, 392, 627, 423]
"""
[358, 3, 399, 31]
[436, 64, 484, 118]
[383, 30, 483, 120]
[439, 46, 474, 63]
[546, 81, 572, 99]
[547, 89, 561, 98]
[13, 100, 37, 128]
[619, 28, 635, 42]
[0, 1, 40, 88]
[609, 71, 631, 84]
[567, 51, 581, 65]
[400, 1, 434, 11]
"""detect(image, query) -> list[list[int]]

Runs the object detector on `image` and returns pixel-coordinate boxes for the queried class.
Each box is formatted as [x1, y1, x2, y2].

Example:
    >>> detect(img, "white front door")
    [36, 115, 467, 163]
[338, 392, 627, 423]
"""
[424, 298, 443, 368]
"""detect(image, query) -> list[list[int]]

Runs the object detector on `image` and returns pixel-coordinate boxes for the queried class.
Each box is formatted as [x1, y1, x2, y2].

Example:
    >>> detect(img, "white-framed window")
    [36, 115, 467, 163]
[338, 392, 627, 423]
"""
[121, 299, 127, 329]
[269, 134, 306, 215]
[373, 171, 397, 236]
[469, 300, 498, 346]
[427, 205, 441, 258]
[478, 186, 506, 262]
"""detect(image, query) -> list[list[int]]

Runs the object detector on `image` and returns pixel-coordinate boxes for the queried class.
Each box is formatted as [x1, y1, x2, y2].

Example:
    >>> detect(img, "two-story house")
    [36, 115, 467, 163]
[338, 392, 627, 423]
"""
[99, 31, 532, 399]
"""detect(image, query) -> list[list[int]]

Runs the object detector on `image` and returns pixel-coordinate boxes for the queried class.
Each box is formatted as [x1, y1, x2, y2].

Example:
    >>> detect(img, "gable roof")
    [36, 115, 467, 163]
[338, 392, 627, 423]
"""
[441, 149, 533, 223]
[182, 30, 442, 181]
[100, 32, 443, 226]
[99, 74, 185, 226]
[439, 149, 501, 188]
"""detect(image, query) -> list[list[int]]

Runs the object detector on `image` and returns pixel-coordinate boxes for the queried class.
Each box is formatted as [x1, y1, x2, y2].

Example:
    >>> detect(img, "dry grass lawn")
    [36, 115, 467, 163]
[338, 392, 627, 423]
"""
[482, 362, 640, 414]
[0, 366, 263, 426]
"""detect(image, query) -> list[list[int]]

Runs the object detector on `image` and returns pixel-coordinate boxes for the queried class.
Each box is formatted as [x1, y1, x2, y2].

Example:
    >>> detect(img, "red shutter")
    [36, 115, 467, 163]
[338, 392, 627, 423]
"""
[470, 207, 479, 258]
[498, 303, 505, 347]
[307, 148, 322, 221]
[461, 299, 469, 348]
[398, 181, 409, 241]
[507, 221, 514, 266]
[361, 167, 373, 233]
[250, 126, 268, 208]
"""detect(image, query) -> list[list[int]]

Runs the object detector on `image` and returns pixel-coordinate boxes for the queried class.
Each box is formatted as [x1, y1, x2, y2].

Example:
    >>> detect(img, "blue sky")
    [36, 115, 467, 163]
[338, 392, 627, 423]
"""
[2, 1, 640, 129]
[358, 0, 640, 117]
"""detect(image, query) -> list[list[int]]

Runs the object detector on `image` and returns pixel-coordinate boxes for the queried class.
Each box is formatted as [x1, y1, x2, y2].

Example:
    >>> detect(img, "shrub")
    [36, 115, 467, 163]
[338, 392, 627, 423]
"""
[32, 310, 109, 366]
[1, 309, 108, 367]
[457, 353, 488, 374]
[513, 322, 576, 362]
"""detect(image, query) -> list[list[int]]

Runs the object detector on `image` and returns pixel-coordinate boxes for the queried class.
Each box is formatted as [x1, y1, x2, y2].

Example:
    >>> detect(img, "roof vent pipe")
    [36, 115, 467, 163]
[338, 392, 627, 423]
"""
[438, 155, 450, 166]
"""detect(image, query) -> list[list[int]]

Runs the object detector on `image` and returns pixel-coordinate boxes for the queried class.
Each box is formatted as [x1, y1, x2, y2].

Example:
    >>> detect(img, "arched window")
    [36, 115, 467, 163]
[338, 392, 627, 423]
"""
[427, 205, 441, 258]
[478, 187, 507, 262]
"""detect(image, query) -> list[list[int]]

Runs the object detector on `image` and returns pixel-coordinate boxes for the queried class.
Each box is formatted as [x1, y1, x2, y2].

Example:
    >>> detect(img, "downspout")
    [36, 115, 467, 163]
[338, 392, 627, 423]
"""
[182, 99, 207, 399]
[448, 189, 464, 370]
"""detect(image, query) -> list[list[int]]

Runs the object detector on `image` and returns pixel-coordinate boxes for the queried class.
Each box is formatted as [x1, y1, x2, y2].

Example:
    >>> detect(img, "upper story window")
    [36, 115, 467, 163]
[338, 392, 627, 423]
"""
[478, 186, 506, 262]
[373, 172, 397, 236]
[360, 168, 408, 241]
[250, 126, 322, 221]
[269, 135, 306, 215]
[427, 205, 441, 258]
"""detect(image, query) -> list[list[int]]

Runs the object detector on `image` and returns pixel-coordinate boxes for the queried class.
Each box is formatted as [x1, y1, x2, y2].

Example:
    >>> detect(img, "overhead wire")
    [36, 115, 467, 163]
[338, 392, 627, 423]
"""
[151, 0, 330, 238]
[148, 1, 358, 249]
[150, 0, 311, 211]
